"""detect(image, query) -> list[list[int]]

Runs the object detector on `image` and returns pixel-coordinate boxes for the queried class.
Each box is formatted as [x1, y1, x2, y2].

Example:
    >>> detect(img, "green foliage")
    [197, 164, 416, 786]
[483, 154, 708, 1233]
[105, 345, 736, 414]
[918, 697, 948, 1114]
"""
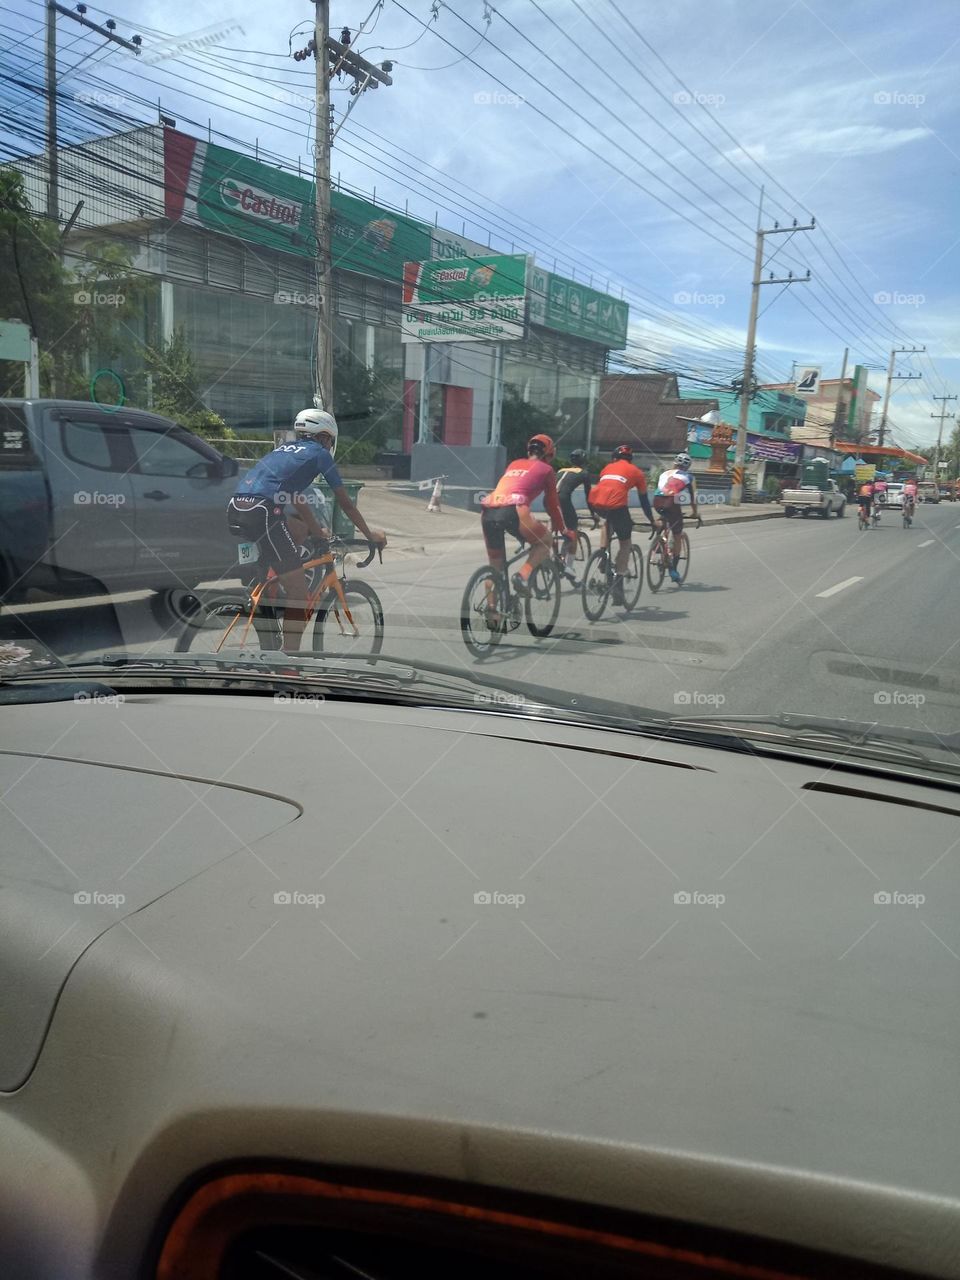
[335, 438, 379, 465]
[333, 350, 403, 448]
[500, 383, 556, 460]
[139, 327, 233, 440]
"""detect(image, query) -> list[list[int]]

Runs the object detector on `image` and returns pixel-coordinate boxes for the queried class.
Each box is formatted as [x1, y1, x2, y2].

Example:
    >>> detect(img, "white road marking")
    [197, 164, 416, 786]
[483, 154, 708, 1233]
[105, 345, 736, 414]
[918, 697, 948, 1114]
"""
[815, 576, 864, 599]
[918, 539, 935, 548]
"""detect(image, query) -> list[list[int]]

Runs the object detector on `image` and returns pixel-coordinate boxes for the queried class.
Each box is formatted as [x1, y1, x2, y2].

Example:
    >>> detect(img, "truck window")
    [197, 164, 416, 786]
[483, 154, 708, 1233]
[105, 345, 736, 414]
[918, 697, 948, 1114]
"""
[127, 426, 217, 478]
[60, 416, 129, 472]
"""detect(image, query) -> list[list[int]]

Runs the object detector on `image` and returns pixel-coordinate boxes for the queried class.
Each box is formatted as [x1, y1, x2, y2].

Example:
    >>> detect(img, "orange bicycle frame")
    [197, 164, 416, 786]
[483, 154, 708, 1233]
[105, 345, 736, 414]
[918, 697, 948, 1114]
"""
[214, 551, 357, 652]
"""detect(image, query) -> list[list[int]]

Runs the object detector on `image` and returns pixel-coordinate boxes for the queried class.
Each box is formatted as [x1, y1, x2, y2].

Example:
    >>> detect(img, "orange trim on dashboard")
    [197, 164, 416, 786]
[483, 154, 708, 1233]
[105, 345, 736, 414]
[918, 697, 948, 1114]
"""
[156, 1171, 809, 1280]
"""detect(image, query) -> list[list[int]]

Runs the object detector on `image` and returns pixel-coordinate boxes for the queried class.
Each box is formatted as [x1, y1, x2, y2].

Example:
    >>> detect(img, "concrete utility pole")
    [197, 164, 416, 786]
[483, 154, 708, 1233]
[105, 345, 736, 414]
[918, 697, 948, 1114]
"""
[830, 346, 849, 449]
[877, 346, 924, 446]
[731, 190, 815, 505]
[300, 10, 392, 412]
[45, 4, 141, 226]
[930, 395, 957, 478]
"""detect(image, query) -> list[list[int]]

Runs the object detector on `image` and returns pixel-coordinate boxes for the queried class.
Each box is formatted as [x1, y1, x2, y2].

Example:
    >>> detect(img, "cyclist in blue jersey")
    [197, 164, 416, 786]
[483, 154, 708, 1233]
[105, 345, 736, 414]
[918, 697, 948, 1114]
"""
[227, 408, 386, 653]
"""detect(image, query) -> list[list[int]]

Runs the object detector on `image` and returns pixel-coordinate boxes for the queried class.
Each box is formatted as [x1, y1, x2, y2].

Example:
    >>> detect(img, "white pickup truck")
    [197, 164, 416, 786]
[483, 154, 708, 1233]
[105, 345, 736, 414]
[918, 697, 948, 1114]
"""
[781, 480, 847, 519]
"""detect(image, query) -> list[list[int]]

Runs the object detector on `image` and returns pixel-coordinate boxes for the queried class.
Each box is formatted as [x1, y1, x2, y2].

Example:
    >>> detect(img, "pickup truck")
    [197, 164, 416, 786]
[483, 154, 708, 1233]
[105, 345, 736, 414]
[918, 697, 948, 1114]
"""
[781, 480, 846, 518]
[0, 399, 242, 620]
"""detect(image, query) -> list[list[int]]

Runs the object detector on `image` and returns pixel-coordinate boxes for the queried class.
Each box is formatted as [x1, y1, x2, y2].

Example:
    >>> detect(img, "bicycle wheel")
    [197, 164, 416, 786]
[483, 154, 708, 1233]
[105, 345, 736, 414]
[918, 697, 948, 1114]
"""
[620, 545, 644, 610]
[312, 579, 384, 658]
[525, 558, 561, 638]
[174, 591, 282, 654]
[575, 529, 591, 562]
[461, 565, 507, 659]
[647, 535, 666, 592]
[674, 534, 691, 585]
[581, 548, 612, 622]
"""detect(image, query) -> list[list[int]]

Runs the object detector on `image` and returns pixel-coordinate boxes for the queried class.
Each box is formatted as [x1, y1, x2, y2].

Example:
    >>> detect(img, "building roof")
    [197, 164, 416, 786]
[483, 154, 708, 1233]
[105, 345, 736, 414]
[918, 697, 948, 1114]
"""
[804, 441, 929, 465]
[596, 374, 719, 454]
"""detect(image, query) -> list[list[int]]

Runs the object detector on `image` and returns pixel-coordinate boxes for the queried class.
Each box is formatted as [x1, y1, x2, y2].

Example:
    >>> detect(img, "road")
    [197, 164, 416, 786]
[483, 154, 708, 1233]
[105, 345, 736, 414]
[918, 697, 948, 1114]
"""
[4, 502, 959, 743]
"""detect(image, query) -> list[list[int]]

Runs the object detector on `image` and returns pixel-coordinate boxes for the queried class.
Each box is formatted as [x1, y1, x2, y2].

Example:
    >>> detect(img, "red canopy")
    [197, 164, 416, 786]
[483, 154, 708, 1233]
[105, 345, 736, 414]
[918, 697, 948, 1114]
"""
[809, 441, 928, 465]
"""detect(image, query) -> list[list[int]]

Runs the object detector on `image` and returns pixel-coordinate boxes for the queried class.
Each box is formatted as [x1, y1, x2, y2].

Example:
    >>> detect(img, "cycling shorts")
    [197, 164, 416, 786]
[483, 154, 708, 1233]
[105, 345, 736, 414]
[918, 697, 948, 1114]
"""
[653, 496, 684, 533]
[559, 496, 580, 530]
[593, 504, 634, 541]
[227, 495, 302, 576]
[481, 504, 548, 556]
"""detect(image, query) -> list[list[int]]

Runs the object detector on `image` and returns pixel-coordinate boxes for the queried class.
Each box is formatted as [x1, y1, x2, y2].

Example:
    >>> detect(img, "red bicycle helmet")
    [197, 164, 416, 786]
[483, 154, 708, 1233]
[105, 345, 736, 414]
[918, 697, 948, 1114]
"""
[527, 433, 556, 461]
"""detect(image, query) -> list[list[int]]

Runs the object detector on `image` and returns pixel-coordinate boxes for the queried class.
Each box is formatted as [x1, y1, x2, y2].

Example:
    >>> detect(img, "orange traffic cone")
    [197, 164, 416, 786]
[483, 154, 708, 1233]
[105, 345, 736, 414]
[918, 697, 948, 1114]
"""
[426, 477, 443, 512]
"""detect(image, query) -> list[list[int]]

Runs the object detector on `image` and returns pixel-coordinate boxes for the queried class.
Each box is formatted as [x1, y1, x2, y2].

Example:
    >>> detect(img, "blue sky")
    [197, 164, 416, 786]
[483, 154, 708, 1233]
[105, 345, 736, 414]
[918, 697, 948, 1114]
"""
[2, 0, 957, 446]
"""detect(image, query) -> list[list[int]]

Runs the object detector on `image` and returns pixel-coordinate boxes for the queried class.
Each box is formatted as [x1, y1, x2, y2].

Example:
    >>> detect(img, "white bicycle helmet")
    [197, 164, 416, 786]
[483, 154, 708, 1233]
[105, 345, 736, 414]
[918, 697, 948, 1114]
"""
[294, 408, 338, 456]
[675, 452, 692, 469]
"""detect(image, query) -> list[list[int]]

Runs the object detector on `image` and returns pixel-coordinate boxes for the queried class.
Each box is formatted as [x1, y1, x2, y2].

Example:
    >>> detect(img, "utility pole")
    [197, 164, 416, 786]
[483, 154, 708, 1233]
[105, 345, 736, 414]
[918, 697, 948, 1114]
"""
[44, 4, 141, 226]
[830, 346, 849, 450]
[877, 346, 924, 446]
[297, 12, 392, 412]
[731, 191, 815, 505]
[930, 395, 957, 478]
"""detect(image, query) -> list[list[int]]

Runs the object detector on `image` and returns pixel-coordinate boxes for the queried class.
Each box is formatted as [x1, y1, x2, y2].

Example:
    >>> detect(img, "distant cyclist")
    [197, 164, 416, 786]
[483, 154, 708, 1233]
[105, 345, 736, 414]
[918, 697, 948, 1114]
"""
[857, 479, 874, 525]
[588, 444, 655, 605]
[227, 408, 386, 653]
[556, 448, 598, 583]
[654, 452, 701, 583]
[481, 434, 573, 596]
[902, 477, 917, 520]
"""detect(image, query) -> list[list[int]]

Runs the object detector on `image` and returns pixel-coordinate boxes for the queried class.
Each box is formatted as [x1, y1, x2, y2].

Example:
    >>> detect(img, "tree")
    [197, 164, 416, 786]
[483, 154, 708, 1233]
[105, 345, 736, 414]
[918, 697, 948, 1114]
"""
[333, 349, 403, 451]
[500, 383, 556, 459]
[140, 327, 232, 440]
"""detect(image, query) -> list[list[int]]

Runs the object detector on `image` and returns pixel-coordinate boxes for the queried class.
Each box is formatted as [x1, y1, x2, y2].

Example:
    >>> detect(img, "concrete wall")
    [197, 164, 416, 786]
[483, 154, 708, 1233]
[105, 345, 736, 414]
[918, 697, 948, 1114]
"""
[411, 443, 505, 490]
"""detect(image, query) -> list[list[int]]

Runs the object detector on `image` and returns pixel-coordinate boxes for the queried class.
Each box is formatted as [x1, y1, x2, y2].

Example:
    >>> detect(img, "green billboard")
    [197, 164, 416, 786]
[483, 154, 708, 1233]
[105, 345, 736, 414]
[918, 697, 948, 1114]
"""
[330, 192, 432, 283]
[401, 254, 527, 343]
[528, 263, 628, 349]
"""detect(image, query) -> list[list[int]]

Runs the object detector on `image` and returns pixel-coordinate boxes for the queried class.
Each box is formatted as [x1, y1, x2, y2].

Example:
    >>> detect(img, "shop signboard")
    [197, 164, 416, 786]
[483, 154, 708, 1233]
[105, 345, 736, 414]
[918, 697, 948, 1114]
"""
[747, 436, 803, 461]
[531, 270, 628, 349]
[401, 253, 527, 343]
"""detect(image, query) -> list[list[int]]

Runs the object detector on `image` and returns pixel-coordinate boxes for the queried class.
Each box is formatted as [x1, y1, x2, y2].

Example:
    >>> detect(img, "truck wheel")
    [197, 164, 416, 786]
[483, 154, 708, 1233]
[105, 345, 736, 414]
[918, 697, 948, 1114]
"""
[784, 506, 795, 517]
[819, 506, 830, 519]
[150, 587, 203, 629]
[837, 503, 846, 517]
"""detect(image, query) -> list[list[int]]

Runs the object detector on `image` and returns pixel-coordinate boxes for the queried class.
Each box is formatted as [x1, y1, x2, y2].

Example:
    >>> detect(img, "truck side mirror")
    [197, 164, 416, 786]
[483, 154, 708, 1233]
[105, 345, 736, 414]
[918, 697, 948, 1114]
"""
[220, 455, 239, 478]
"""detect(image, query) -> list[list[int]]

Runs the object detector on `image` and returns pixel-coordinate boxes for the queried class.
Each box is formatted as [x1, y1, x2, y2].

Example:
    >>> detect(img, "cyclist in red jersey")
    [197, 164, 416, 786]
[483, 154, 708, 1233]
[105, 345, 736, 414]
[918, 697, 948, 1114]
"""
[588, 445, 655, 604]
[481, 434, 573, 596]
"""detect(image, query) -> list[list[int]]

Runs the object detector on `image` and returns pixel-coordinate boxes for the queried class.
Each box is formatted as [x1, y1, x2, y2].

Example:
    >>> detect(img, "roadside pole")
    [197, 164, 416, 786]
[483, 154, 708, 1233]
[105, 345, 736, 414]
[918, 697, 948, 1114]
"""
[731, 191, 814, 506]
[830, 346, 848, 452]
[931, 395, 958, 477]
[313, 0, 332, 411]
[489, 344, 503, 445]
[877, 346, 924, 446]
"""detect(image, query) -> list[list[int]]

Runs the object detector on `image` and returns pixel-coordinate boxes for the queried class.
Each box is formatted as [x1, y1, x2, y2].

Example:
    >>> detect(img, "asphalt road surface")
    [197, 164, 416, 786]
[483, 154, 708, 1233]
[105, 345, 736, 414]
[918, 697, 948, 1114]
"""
[4, 503, 959, 744]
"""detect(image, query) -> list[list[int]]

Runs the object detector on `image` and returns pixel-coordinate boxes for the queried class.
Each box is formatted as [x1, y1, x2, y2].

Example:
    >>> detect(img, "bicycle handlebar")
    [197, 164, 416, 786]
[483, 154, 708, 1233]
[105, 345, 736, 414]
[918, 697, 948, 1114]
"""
[311, 536, 383, 569]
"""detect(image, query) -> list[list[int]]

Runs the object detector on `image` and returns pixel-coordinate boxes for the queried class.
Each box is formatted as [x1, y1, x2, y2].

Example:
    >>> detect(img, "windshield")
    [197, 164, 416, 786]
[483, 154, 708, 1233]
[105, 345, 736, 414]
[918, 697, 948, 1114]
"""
[1, 0, 957, 774]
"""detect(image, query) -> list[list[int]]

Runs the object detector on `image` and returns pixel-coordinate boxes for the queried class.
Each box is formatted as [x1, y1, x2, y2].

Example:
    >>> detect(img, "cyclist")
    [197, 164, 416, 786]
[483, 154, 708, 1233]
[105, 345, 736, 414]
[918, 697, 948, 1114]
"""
[857, 479, 874, 525]
[902, 477, 917, 522]
[481, 433, 573, 597]
[227, 408, 386, 653]
[588, 444, 655, 605]
[556, 448, 598, 583]
[653, 453, 701, 583]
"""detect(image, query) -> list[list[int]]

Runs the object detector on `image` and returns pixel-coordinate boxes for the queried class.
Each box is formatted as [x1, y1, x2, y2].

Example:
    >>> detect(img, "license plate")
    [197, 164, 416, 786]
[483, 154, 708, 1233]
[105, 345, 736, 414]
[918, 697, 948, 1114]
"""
[237, 541, 259, 565]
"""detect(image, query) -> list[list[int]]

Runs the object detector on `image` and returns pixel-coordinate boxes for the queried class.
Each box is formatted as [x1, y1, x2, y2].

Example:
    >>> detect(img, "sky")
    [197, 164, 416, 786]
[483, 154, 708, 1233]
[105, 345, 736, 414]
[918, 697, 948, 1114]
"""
[1, 0, 958, 448]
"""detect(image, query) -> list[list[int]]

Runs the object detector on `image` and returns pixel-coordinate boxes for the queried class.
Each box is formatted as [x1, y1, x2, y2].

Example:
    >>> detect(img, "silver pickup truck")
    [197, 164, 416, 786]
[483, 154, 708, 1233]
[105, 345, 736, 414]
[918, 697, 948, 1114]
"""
[781, 480, 847, 518]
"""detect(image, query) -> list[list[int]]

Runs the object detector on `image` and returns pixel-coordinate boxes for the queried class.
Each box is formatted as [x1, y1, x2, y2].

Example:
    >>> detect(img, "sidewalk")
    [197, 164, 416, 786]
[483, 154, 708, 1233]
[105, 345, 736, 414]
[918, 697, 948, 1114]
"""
[357, 481, 784, 552]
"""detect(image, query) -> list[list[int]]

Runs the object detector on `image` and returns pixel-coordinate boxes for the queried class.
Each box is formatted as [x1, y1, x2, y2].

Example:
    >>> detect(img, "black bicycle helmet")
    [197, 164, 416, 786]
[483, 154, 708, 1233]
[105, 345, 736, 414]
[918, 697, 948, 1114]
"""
[570, 448, 586, 464]
[613, 444, 634, 461]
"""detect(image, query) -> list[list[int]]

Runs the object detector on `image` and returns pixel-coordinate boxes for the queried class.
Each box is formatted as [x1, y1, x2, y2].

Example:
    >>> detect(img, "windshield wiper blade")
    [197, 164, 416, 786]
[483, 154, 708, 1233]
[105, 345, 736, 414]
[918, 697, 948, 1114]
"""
[664, 712, 960, 763]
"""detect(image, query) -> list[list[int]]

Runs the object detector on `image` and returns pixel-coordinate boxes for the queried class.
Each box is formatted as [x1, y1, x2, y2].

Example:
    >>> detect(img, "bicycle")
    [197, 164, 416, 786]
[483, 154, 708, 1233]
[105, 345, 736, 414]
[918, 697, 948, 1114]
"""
[461, 543, 561, 658]
[871, 503, 881, 528]
[174, 535, 384, 658]
[647, 513, 698, 592]
[902, 500, 914, 529]
[580, 519, 645, 621]
[857, 503, 870, 531]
